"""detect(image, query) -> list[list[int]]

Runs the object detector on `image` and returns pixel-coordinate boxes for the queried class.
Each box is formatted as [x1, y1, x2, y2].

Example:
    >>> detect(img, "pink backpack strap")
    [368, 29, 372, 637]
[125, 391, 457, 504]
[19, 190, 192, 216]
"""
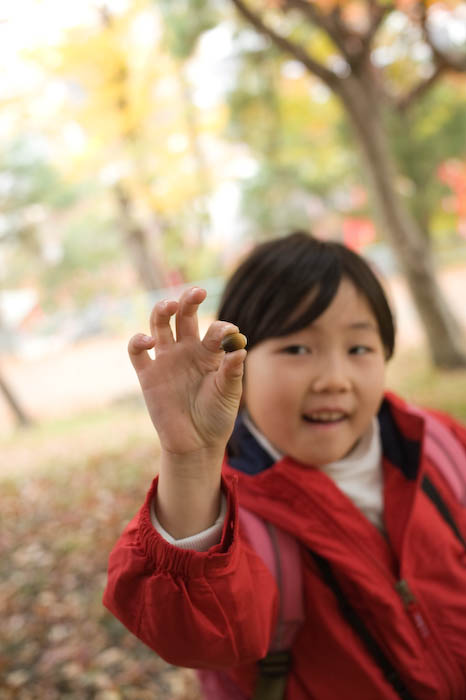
[197, 509, 304, 700]
[239, 507, 305, 651]
[410, 406, 466, 505]
[196, 669, 248, 700]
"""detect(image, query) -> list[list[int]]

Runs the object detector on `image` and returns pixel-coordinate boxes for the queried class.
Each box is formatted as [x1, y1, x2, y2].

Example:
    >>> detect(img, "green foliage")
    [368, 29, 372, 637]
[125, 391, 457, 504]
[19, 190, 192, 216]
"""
[0, 139, 77, 233]
[0, 135, 128, 306]
[39, 207, 124, 308]
[224, 40, 358, 234]
[221, 2, 466, 246]
[163, 214, 222, 280]
[61, 211, 120, 270]
[239, 165, 316, 236]
[0, 138, 136, 308]
[1, 140, 68, 209]
[227, 47, 282, 157]
[0, 138, 82, 290]
[386, 81, 466, 235]
[156, 0, 221, 58]
[3, 0, 466, 310]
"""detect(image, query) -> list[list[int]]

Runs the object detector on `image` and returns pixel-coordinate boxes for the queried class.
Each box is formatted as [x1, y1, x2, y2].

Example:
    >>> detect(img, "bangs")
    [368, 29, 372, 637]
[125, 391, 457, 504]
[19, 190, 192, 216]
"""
[218, 234, 344, 349]
[273, 267, 341, 340]
[217, 231, 395, 358]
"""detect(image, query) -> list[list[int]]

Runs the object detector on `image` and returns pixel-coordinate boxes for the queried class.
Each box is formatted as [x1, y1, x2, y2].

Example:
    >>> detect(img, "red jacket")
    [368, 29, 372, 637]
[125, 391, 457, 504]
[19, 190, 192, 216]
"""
[103, 393, 466, 699]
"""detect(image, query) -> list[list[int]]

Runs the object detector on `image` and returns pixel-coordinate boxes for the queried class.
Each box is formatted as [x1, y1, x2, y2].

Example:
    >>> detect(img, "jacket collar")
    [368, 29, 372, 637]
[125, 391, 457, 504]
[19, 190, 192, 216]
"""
[378, 398, 422, 480]
[227, 392, 424, 479]
[227, 413, 275, 475]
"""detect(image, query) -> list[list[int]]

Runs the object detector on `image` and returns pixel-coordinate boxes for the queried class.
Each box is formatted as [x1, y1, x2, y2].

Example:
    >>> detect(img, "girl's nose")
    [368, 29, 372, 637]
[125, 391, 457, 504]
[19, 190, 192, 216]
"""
[311, 356, 351, 393]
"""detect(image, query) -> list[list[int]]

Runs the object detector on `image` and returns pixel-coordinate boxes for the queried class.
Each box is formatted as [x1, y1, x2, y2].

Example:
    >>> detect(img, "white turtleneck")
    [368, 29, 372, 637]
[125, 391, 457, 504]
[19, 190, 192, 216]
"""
[151, 416, 384, 550]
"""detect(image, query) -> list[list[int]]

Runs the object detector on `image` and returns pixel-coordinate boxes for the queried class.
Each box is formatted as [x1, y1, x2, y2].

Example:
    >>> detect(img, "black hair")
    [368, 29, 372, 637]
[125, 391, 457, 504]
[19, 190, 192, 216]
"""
[217, 231, 395, 359]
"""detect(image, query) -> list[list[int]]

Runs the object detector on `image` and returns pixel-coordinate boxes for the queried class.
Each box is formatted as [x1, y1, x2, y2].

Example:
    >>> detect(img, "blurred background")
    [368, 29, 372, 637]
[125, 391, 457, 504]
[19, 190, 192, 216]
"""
[1, 1, 466, 698]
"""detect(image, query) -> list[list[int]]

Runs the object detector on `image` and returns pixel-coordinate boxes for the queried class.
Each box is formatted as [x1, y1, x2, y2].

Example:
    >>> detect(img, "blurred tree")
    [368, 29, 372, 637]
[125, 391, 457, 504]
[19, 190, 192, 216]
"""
[224, 42, 356, 236]
[228, 0, 466, 367]
[0, 141, 63, 427]
[31, 0, 227, 289]
[0, 370, 32, 427]
[229, 49, 466, 242]
[0, 137, 124, 310]
[157, 0, 229, 245]
[0, 139, 77, 286]
[96, 4, 168, 290]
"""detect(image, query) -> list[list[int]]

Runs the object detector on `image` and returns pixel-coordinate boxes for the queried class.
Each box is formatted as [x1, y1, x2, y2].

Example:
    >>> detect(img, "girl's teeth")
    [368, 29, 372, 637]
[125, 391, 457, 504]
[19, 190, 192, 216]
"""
[309, 412, 344, 421]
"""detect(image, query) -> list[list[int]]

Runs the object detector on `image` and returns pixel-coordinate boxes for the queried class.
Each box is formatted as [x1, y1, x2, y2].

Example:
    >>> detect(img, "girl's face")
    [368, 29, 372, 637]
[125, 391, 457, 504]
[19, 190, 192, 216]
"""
[243, 278, 387, 467]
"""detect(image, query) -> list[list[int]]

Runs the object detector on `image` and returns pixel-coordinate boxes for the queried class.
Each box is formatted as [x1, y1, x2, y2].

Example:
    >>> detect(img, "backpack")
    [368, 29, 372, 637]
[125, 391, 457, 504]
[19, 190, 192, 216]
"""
[409, 406, 466, 507]
[198, 410, 466, 700]
[196, 514, 303, 700]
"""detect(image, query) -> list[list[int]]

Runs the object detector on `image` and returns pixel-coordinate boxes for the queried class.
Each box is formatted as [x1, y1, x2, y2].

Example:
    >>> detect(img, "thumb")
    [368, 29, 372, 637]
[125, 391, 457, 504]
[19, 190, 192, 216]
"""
[215, 349, 247, 402]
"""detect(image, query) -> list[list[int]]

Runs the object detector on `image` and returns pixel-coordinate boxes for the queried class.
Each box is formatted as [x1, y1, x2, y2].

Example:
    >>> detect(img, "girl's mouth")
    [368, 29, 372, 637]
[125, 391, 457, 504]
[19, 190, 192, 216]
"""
[303, 412, 347, 424]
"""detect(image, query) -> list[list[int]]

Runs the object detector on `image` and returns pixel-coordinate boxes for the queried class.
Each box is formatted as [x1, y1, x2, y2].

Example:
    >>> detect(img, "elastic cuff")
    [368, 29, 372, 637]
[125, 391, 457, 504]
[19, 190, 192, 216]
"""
[151, 493, 227, 552]
[137, 474, 239, 578]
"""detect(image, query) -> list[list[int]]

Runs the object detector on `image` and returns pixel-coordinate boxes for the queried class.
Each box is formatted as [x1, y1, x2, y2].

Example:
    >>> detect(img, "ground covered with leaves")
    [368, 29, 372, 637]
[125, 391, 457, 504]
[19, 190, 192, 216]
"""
[0, 401, 203, 700]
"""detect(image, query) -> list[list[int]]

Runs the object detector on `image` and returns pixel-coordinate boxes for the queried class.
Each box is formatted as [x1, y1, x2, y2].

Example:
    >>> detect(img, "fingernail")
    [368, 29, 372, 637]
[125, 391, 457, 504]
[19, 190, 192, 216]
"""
[141, 334, 152, 342]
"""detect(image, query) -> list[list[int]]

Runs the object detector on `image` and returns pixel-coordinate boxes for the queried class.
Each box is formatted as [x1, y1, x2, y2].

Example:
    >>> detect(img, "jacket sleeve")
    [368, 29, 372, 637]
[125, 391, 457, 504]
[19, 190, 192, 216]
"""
[102, 474, 278, 669]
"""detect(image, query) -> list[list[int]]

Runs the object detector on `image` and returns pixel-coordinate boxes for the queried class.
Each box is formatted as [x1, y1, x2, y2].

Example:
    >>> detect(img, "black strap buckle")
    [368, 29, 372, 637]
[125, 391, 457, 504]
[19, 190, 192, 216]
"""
[257, 650, 292, 678]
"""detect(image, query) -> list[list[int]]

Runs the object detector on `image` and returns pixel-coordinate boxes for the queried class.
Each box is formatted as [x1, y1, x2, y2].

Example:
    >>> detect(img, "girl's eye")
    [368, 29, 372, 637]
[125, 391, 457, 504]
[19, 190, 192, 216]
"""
[282, 345, 310, 355]
[349, 345, 372, 355]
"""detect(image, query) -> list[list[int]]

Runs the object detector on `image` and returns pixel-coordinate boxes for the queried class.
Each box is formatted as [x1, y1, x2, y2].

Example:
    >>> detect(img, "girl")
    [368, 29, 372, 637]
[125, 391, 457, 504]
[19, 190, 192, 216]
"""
[104, 232, 466, 700]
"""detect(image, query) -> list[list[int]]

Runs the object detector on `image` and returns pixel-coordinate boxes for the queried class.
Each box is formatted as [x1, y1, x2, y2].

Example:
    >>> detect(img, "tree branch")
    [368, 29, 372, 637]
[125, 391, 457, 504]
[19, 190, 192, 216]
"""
[362, 0, 392, 52]
[283, 0, 351, 59]
[396, 62, 446, 111]
[229, 0, 340, 89]
[284, 0, 392, 77]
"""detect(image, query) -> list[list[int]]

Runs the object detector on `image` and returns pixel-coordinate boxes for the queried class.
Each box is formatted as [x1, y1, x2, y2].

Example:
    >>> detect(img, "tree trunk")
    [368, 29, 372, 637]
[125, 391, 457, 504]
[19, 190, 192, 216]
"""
[337, 71, 466, 368]
[0, 370, 32, 427]
[228, 0, 466, 367]
[114, 184, 167, 291]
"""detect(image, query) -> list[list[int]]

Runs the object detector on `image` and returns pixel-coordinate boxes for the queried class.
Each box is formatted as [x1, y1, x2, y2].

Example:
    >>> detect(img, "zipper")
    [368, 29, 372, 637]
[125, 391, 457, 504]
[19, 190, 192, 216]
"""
[258, 468, 464, 697]
[394, 579, 430, 641]
[308, 497, 461, 697]
[393, 576, 466, 698]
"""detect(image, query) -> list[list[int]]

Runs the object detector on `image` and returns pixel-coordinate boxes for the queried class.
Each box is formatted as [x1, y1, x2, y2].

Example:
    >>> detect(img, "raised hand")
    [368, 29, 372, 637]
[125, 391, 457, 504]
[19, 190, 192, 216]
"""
[128, 286, 246, 459]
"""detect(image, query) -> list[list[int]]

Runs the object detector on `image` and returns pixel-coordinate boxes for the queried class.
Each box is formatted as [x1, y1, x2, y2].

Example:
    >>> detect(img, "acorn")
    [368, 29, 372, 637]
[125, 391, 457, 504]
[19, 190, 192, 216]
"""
[221, 332, 247, 353]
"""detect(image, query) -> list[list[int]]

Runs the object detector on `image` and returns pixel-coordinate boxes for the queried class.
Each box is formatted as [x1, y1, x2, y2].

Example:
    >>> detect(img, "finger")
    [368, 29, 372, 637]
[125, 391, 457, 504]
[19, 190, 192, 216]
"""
[175, 287, 207, 341]
[150, 300, 178, 347]
[215, 348, 247, 400]
[128, 333, 155, 373]
[202, 321, 240, 354]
